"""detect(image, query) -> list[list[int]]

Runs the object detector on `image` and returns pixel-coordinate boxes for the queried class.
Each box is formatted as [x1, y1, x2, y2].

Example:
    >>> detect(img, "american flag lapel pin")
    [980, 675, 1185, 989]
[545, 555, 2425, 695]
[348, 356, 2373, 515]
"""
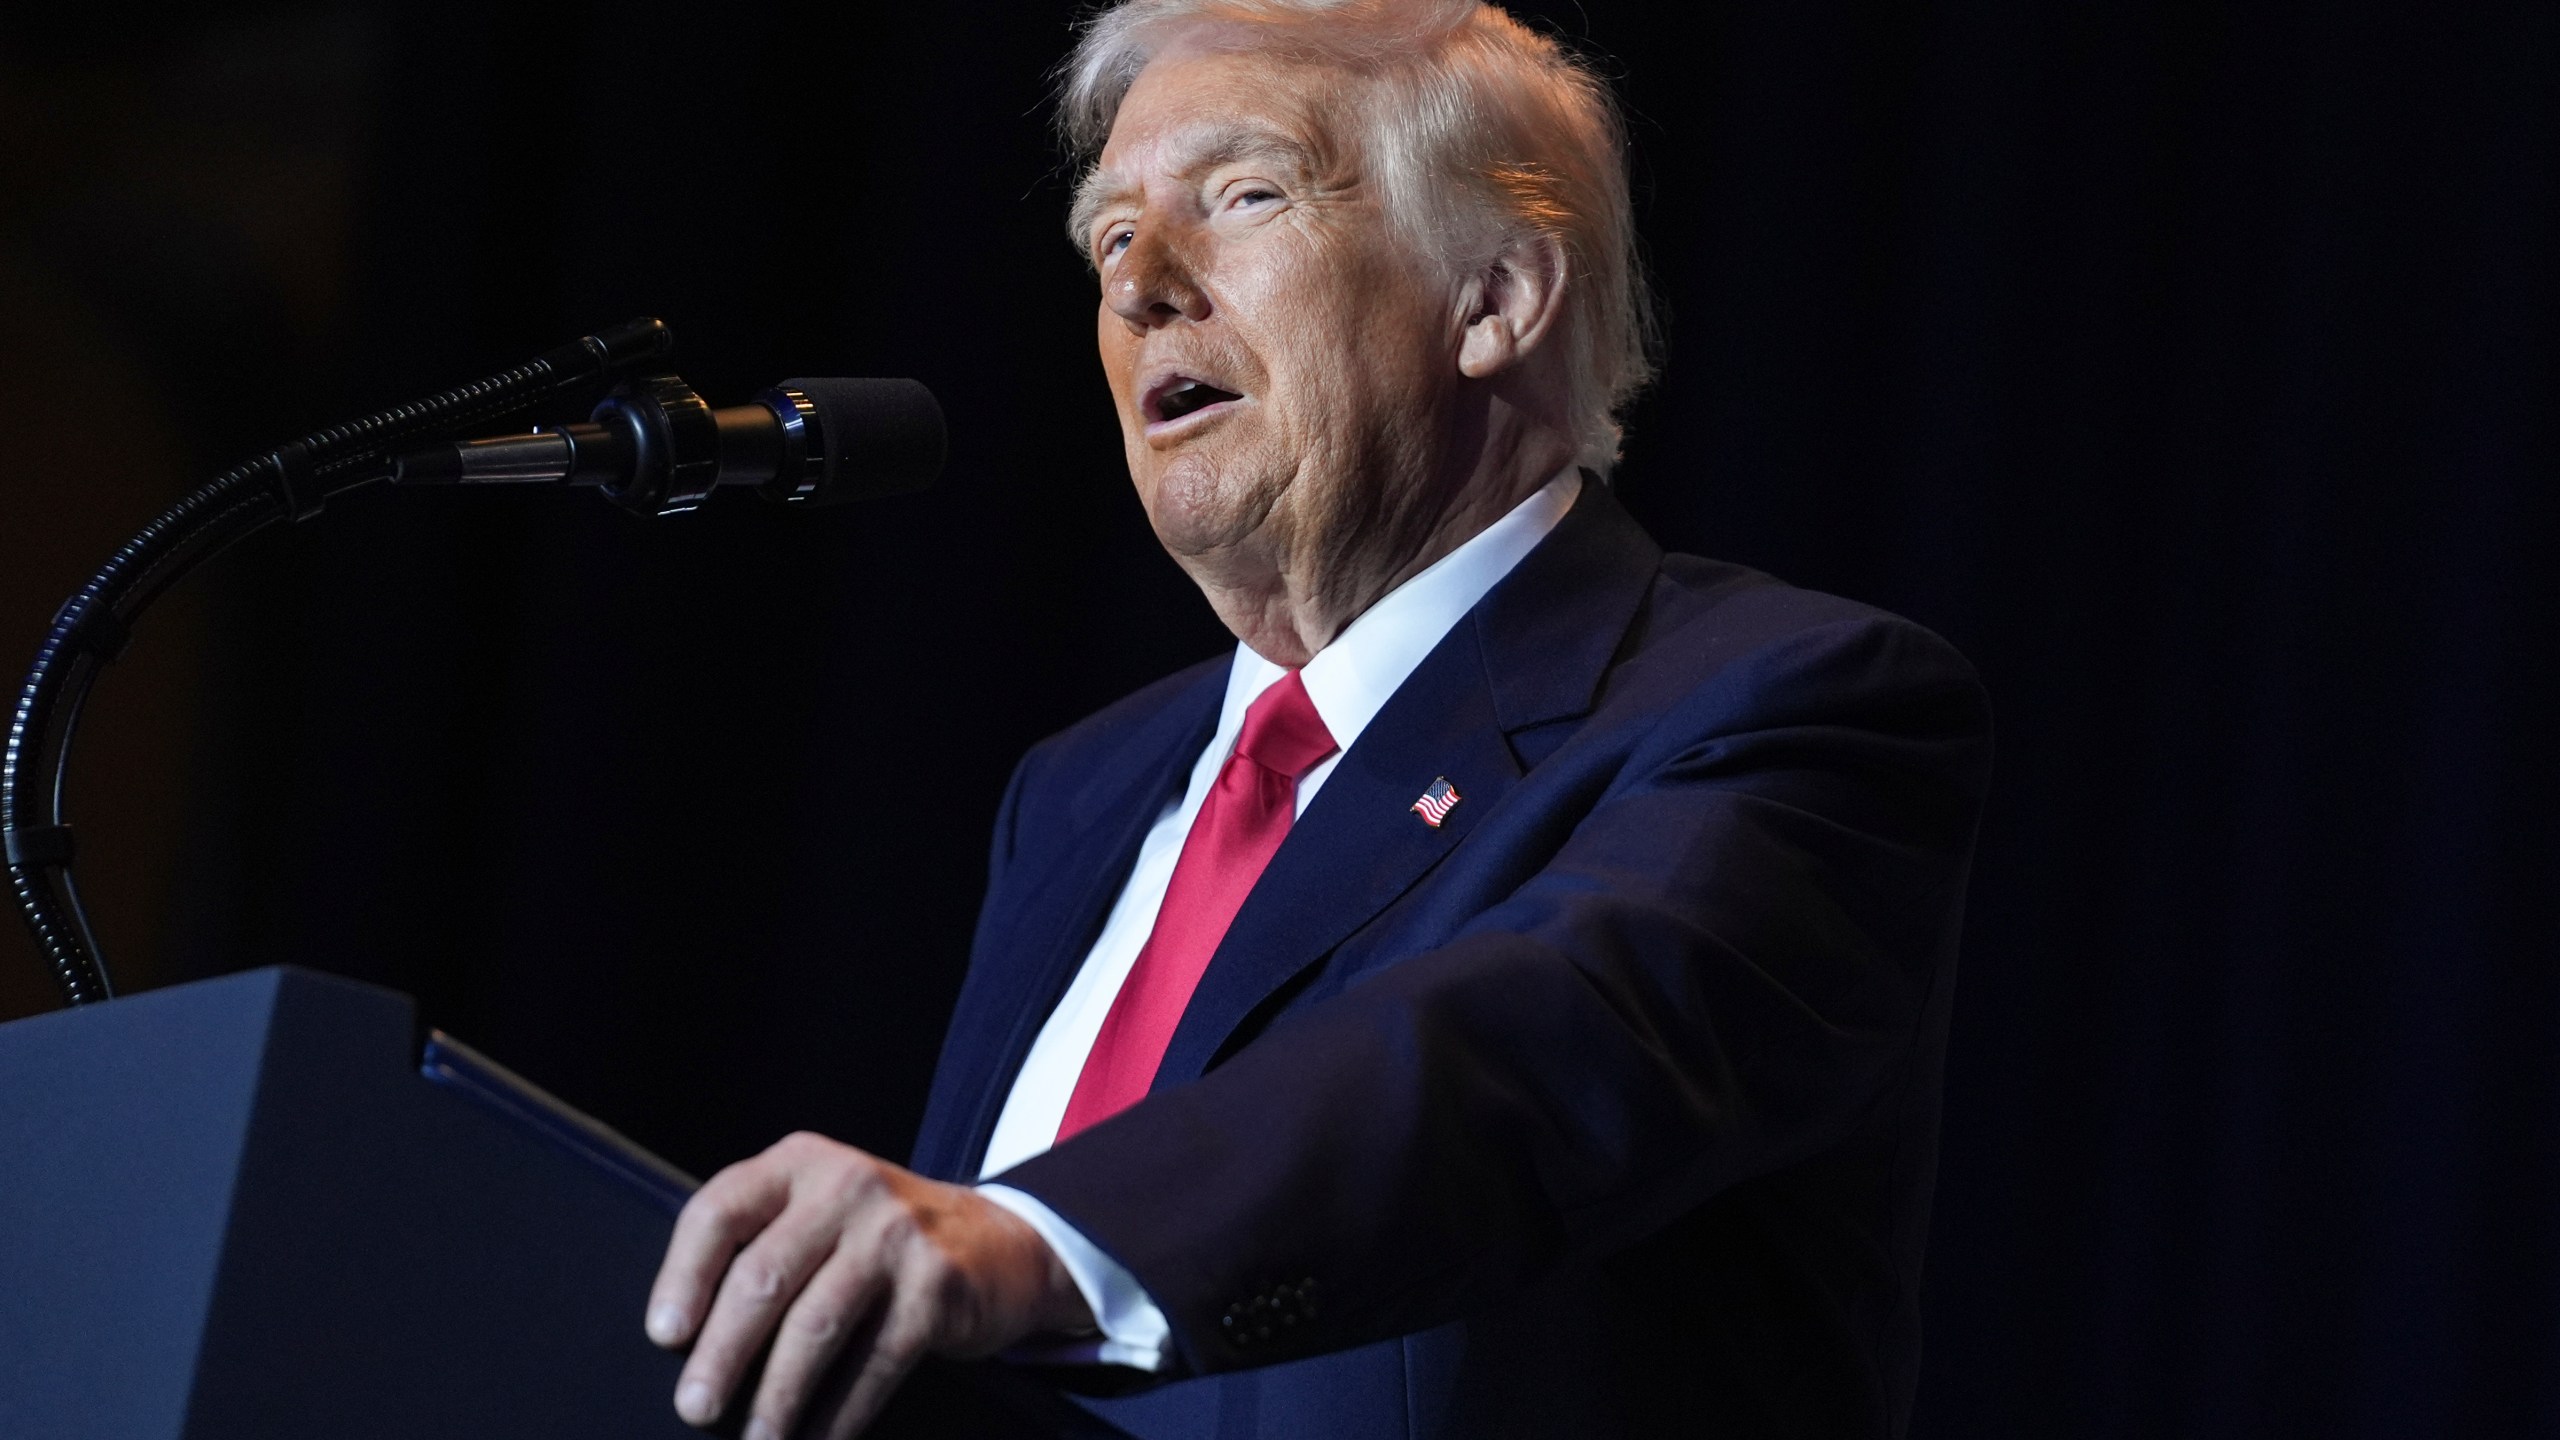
[1409, 776, 1462, 829]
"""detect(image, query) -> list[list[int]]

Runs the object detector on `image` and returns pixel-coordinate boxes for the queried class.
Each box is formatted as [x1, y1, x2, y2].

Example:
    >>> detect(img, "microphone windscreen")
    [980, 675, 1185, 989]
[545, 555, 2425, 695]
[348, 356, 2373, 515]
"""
[781, 377, 946, 506]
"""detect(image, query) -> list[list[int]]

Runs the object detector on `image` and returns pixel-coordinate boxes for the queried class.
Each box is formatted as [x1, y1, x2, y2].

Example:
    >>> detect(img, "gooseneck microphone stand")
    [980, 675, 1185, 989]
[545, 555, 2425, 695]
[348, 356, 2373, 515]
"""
[1, 318, 675, 1007]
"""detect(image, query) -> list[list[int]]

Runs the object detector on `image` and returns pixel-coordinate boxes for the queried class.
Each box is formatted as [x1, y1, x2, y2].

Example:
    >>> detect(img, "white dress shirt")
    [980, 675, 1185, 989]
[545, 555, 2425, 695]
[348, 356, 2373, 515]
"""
[978, 469, 1582, 1369]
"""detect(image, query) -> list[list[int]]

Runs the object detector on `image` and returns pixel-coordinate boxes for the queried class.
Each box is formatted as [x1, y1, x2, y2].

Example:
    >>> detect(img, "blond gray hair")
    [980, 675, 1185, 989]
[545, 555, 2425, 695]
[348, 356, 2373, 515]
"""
[1058, 0, 1658, 473]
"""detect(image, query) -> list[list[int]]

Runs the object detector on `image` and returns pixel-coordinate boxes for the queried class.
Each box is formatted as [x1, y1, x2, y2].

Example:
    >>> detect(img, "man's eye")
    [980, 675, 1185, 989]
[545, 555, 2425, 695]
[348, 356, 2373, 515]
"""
[1235, 188, 1280, 207]
[1103, 228, 1133, 257]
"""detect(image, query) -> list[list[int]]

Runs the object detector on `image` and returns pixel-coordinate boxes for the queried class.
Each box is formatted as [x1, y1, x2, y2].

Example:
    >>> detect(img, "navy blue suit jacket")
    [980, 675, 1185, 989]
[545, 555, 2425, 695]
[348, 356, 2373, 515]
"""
[910, 480, 1992, 1439]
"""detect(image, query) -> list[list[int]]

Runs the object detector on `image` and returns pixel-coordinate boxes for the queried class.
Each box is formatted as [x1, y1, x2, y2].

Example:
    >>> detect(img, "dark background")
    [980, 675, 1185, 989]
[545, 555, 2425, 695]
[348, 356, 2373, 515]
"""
[2, 1, 2551, 1433]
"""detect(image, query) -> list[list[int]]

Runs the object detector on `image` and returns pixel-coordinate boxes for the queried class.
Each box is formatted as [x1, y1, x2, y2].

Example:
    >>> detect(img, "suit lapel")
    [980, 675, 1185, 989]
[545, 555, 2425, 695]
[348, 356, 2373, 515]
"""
[1154, 478, 1664, 1087]
[1472, 477, 1663, 732]
[935, 666, 1224, 1176]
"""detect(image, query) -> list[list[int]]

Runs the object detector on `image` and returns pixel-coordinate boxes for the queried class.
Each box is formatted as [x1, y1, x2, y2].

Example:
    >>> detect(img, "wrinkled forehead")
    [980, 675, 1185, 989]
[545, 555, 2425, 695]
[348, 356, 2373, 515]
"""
[1072, 49, 1367, 230]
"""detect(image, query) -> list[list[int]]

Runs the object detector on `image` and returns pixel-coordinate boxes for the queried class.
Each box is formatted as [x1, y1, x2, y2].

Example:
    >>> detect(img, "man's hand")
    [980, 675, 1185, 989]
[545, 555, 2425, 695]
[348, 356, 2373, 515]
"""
[645, 1132, 1096, 1439]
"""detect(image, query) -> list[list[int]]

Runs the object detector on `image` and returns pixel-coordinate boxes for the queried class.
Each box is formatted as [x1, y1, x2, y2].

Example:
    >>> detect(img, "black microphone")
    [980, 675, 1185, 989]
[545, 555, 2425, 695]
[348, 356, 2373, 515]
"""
[393, 373, 945, 516]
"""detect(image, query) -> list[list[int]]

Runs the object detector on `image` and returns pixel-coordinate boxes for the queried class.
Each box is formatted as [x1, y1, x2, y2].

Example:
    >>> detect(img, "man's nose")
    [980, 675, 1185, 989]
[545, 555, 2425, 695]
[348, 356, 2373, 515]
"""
[1105, 227, 1211, 330]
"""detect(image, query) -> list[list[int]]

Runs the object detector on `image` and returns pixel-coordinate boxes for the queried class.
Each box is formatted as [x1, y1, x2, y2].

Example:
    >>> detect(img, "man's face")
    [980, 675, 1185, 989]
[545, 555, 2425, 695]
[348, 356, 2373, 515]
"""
[1081, 49, 1462, 584]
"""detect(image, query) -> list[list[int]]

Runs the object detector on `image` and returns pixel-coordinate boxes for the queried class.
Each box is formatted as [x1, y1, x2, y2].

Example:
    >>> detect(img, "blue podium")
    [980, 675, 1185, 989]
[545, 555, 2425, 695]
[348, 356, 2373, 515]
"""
[0, 966, 1126, 1438]
[0, 966, 704, 1438]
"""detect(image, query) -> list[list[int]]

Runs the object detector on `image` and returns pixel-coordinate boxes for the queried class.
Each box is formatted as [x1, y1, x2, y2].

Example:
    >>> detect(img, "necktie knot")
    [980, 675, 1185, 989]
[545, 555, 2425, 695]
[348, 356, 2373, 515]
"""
[1234, 669, 1337, 779]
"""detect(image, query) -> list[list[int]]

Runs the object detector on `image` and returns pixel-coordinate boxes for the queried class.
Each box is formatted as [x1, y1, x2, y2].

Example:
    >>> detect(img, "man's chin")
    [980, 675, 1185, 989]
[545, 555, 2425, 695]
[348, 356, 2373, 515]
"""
[1138, 455, 1286, 562]
[1146, 509, 1269, 564]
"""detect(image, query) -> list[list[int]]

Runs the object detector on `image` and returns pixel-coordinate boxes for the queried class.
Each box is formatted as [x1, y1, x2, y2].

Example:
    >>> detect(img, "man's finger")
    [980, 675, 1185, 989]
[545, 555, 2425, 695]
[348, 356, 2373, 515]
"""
[819, 1258, 948, 1439]
[674, 1199, 851, 1428]
[648, 1153, 794, 1349]
[744, 1242, 891, 1440]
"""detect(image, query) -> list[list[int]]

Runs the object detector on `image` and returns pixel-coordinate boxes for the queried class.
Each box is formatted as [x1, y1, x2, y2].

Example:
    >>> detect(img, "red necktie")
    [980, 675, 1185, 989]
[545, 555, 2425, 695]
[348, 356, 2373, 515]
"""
[1056, 669, 1338, 1140]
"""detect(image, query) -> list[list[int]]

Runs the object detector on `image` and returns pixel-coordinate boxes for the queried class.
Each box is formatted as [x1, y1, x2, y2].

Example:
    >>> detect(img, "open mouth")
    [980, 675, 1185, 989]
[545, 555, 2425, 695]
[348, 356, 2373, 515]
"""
[1145, 376, 1245, 426]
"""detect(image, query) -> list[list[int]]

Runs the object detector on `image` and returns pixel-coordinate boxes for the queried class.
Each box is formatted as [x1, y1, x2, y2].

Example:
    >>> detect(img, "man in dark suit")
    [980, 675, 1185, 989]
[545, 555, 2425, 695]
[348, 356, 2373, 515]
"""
[645, 4, 1991, 1438]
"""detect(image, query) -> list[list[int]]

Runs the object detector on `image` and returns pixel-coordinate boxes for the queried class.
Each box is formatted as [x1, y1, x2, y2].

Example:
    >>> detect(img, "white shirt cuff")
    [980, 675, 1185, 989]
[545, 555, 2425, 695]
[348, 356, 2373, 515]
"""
[976, 1183, 1173, 1372]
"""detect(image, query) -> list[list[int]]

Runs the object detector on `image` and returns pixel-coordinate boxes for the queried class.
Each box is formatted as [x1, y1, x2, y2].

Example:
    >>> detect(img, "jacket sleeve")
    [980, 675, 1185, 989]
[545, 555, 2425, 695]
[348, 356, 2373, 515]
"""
[992, 613, 1994, 1375]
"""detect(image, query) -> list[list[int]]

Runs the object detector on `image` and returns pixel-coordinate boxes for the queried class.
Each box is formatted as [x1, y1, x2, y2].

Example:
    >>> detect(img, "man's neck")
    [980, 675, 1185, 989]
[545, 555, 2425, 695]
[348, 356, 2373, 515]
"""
[1208, 442, 1577, 667]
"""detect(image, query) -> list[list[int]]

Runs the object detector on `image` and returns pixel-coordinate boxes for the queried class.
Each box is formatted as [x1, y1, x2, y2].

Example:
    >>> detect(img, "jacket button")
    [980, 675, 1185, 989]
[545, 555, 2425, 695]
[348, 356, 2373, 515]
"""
[1220, 1279, 1318, 1350]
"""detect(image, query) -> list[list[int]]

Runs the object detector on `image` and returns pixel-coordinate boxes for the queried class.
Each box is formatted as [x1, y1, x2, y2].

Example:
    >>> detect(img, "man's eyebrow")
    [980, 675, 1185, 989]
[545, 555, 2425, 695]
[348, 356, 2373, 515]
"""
[1069, 123, 1317, 244]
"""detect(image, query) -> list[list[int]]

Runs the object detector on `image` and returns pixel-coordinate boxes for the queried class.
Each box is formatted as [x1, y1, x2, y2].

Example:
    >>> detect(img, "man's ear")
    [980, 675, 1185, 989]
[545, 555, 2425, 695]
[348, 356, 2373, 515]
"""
[1457, 230, 1570, 380]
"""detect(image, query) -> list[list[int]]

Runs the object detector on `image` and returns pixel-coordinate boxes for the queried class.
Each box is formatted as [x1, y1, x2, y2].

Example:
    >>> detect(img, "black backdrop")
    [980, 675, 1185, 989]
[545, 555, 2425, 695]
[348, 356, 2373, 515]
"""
[1, 2, 2552, 1434]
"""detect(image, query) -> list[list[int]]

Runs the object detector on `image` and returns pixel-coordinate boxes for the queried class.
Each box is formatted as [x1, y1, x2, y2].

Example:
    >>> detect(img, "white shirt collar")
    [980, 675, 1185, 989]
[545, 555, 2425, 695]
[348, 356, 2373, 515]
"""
[1217, 467, 1583, 759]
